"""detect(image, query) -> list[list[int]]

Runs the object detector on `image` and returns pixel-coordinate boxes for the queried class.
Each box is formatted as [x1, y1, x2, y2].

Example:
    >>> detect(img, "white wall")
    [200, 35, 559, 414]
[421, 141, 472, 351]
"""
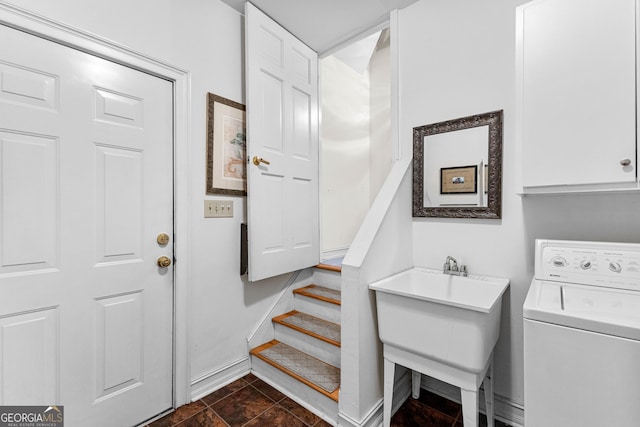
[368, 30, 392, 203]
[400, 0, 640, 409]
[4, 0, 293, 396]
[320, 56, 370, 255]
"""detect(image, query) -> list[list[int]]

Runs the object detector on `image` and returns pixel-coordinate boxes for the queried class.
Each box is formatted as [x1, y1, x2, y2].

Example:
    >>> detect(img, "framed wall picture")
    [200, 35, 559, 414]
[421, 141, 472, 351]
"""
[440, 165, 478, 194]
[206, 93, 247, 196]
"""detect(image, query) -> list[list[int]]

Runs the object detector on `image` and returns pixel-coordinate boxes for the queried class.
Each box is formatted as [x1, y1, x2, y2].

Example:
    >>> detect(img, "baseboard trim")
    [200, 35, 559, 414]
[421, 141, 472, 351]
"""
[338, 403, 382, 427]
[190, 357, 251, 401]
[421, 376, 525, 427]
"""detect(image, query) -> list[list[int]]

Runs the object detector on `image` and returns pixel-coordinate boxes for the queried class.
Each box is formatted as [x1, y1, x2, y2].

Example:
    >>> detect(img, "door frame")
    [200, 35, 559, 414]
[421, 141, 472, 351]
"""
[0, 1, 191, 410]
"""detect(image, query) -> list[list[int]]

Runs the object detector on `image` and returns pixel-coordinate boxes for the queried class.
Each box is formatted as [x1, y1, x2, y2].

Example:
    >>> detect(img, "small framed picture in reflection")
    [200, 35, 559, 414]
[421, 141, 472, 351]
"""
[440, 165, 477, 194]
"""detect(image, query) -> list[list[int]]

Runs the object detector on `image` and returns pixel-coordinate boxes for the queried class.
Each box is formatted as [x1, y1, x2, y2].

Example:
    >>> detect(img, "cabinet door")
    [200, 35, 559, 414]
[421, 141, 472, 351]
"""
[517, 0, 636, 189]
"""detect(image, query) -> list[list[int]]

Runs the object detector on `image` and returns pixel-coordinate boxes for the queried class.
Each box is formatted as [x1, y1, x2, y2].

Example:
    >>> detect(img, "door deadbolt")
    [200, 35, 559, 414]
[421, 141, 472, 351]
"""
[157, 233, 170, 245]
[157, 256, 172, 268]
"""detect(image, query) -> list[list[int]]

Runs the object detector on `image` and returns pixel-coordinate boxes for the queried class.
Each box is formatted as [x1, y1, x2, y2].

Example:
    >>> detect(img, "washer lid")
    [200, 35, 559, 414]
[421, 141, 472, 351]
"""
[524, 279, 640, 340]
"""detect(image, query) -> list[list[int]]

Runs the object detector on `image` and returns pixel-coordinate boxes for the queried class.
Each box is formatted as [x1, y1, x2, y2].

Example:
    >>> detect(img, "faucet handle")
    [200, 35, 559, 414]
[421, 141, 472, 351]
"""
[460, 265, 468, 276]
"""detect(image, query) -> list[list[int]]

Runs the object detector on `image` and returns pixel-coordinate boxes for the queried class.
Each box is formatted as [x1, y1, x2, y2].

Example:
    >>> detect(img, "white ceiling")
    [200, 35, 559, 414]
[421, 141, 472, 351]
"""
[332, 31, 381, 75]
[220, 0, 419, 54]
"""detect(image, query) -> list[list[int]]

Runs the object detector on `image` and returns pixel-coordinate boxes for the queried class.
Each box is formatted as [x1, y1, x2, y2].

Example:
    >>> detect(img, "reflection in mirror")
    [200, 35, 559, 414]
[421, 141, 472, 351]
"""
[424, 126, 488, 207]
[413, 110, 503, 219]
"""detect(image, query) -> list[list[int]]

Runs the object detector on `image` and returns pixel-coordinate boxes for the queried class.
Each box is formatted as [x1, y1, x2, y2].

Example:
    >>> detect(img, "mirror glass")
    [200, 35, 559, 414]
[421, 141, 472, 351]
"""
[413, 110, 503, 219]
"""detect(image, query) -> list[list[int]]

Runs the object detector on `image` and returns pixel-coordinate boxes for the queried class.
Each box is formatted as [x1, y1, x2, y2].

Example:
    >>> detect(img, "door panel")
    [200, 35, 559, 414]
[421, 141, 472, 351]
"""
[0, 61, 58, 110]
[0, 24, 173, 425]
[260, 73, 285, 152]
[519, 0, 636, 187]
[292, 89, 311, 156]
[95, 292, 143, 400]
[96, 145, 143, 262]
[0, 131, 58, 272]
[94, 88, 143, 127]
[292, 178, 313, 247]
[246, 2, 319, 281]
[0, 308, 58, 404]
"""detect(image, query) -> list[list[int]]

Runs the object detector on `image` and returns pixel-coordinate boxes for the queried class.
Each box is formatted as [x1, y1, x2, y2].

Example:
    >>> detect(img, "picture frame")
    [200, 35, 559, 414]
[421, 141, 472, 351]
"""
[484, 164, 488, 194]
[440, 165, 478, 194]
[413, 109, 503, 219]
[206, 93, 247, 196]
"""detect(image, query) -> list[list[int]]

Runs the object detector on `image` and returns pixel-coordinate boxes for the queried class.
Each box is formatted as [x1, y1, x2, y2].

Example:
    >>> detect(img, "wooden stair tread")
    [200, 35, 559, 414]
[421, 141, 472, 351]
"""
[315, 263, 341, 273]
[293, 285, 341, 306]
[251, 340, 340, 401]
[273, 310, 340, 347]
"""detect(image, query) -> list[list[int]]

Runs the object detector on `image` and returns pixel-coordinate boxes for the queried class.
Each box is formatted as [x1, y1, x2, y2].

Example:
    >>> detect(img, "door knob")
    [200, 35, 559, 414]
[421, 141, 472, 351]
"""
[620, 158, 632, 167]
[252, 156, 271, 166]
[157, 256, 172, 268]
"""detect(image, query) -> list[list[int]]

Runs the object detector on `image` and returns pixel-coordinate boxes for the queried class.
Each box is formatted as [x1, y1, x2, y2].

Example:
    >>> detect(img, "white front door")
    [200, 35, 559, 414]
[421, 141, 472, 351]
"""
[245, 2, 320, 282]
[0, 25, 173, 425]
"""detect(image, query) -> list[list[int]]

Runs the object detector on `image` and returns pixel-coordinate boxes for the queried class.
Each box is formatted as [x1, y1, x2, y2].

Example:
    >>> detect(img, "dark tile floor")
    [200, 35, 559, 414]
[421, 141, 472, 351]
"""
[147, 373, 511, 427]
[391, 387, 511, 427]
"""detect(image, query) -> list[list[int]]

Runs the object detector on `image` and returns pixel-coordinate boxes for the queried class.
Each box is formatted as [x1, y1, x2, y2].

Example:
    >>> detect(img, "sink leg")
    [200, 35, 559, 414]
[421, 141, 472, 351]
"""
[412, 370, 421, 399]
[484, 359, 495, 427]
[461, 388, 479, 427]
[383, 358, 395, 427]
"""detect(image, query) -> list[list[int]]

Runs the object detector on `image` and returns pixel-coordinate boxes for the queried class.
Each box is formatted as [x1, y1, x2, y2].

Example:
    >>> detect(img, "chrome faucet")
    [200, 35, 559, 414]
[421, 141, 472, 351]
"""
[443, 256, 468, 277]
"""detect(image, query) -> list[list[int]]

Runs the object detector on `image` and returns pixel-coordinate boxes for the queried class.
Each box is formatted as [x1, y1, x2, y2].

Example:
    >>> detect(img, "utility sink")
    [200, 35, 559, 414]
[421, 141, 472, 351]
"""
[370, 268, 509, 427]
[370, 267, 509, 372]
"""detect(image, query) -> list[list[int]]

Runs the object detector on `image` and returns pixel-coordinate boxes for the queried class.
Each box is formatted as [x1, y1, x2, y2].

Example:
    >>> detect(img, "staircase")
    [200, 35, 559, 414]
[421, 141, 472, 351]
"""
[250, 263, 342, 424]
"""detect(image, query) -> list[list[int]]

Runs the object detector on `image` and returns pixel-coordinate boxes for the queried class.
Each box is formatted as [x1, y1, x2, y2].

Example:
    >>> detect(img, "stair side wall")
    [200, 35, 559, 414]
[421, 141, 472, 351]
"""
[247, 269, 315, 349]
[339, 159, 413, 425]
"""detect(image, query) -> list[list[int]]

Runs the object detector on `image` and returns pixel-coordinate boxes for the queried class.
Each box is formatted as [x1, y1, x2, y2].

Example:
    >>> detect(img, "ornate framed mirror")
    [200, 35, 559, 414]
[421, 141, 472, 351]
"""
[413, 110, 503, 219]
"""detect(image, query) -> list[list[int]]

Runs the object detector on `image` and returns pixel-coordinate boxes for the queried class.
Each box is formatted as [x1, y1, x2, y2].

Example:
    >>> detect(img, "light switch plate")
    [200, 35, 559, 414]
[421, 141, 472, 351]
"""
[204, 200, 233, 218]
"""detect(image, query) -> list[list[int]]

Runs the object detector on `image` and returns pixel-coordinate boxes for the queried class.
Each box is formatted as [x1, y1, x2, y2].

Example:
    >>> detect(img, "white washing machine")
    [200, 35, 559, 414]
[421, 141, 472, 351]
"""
[523, 239, 640, 427]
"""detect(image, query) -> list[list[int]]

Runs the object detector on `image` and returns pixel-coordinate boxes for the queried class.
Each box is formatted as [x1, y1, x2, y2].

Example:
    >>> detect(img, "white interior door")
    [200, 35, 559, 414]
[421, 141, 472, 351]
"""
[245, 2, 320, 282]
[0, 25, 173, 425]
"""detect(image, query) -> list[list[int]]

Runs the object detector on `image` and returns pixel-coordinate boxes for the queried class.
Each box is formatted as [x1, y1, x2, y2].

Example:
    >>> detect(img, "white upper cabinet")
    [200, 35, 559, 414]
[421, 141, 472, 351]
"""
[516, 0, 638, 194]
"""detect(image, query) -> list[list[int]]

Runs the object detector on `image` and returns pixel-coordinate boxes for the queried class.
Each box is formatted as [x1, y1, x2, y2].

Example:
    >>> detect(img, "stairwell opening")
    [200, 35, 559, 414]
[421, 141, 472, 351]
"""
[320, 28, 392, 265]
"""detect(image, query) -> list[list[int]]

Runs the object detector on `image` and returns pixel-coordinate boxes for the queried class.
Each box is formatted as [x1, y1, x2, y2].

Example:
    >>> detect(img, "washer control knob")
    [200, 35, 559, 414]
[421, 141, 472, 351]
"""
[579, 260, 592, 270]
[609, 261, 622, 273]
[552, 256, 567, 267]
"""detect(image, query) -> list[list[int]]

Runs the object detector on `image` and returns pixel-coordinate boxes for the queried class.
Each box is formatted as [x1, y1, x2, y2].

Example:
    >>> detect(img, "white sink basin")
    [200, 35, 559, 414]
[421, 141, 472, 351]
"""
[370, 268, 509, 373]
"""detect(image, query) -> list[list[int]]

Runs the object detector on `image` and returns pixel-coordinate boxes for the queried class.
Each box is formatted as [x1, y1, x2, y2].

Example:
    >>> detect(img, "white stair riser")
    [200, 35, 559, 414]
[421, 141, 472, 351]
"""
[312, 270, 342, 290]
[251, 356, 338, 425]
[274, 323, 341, 368]
[294, 296, 341, 324]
